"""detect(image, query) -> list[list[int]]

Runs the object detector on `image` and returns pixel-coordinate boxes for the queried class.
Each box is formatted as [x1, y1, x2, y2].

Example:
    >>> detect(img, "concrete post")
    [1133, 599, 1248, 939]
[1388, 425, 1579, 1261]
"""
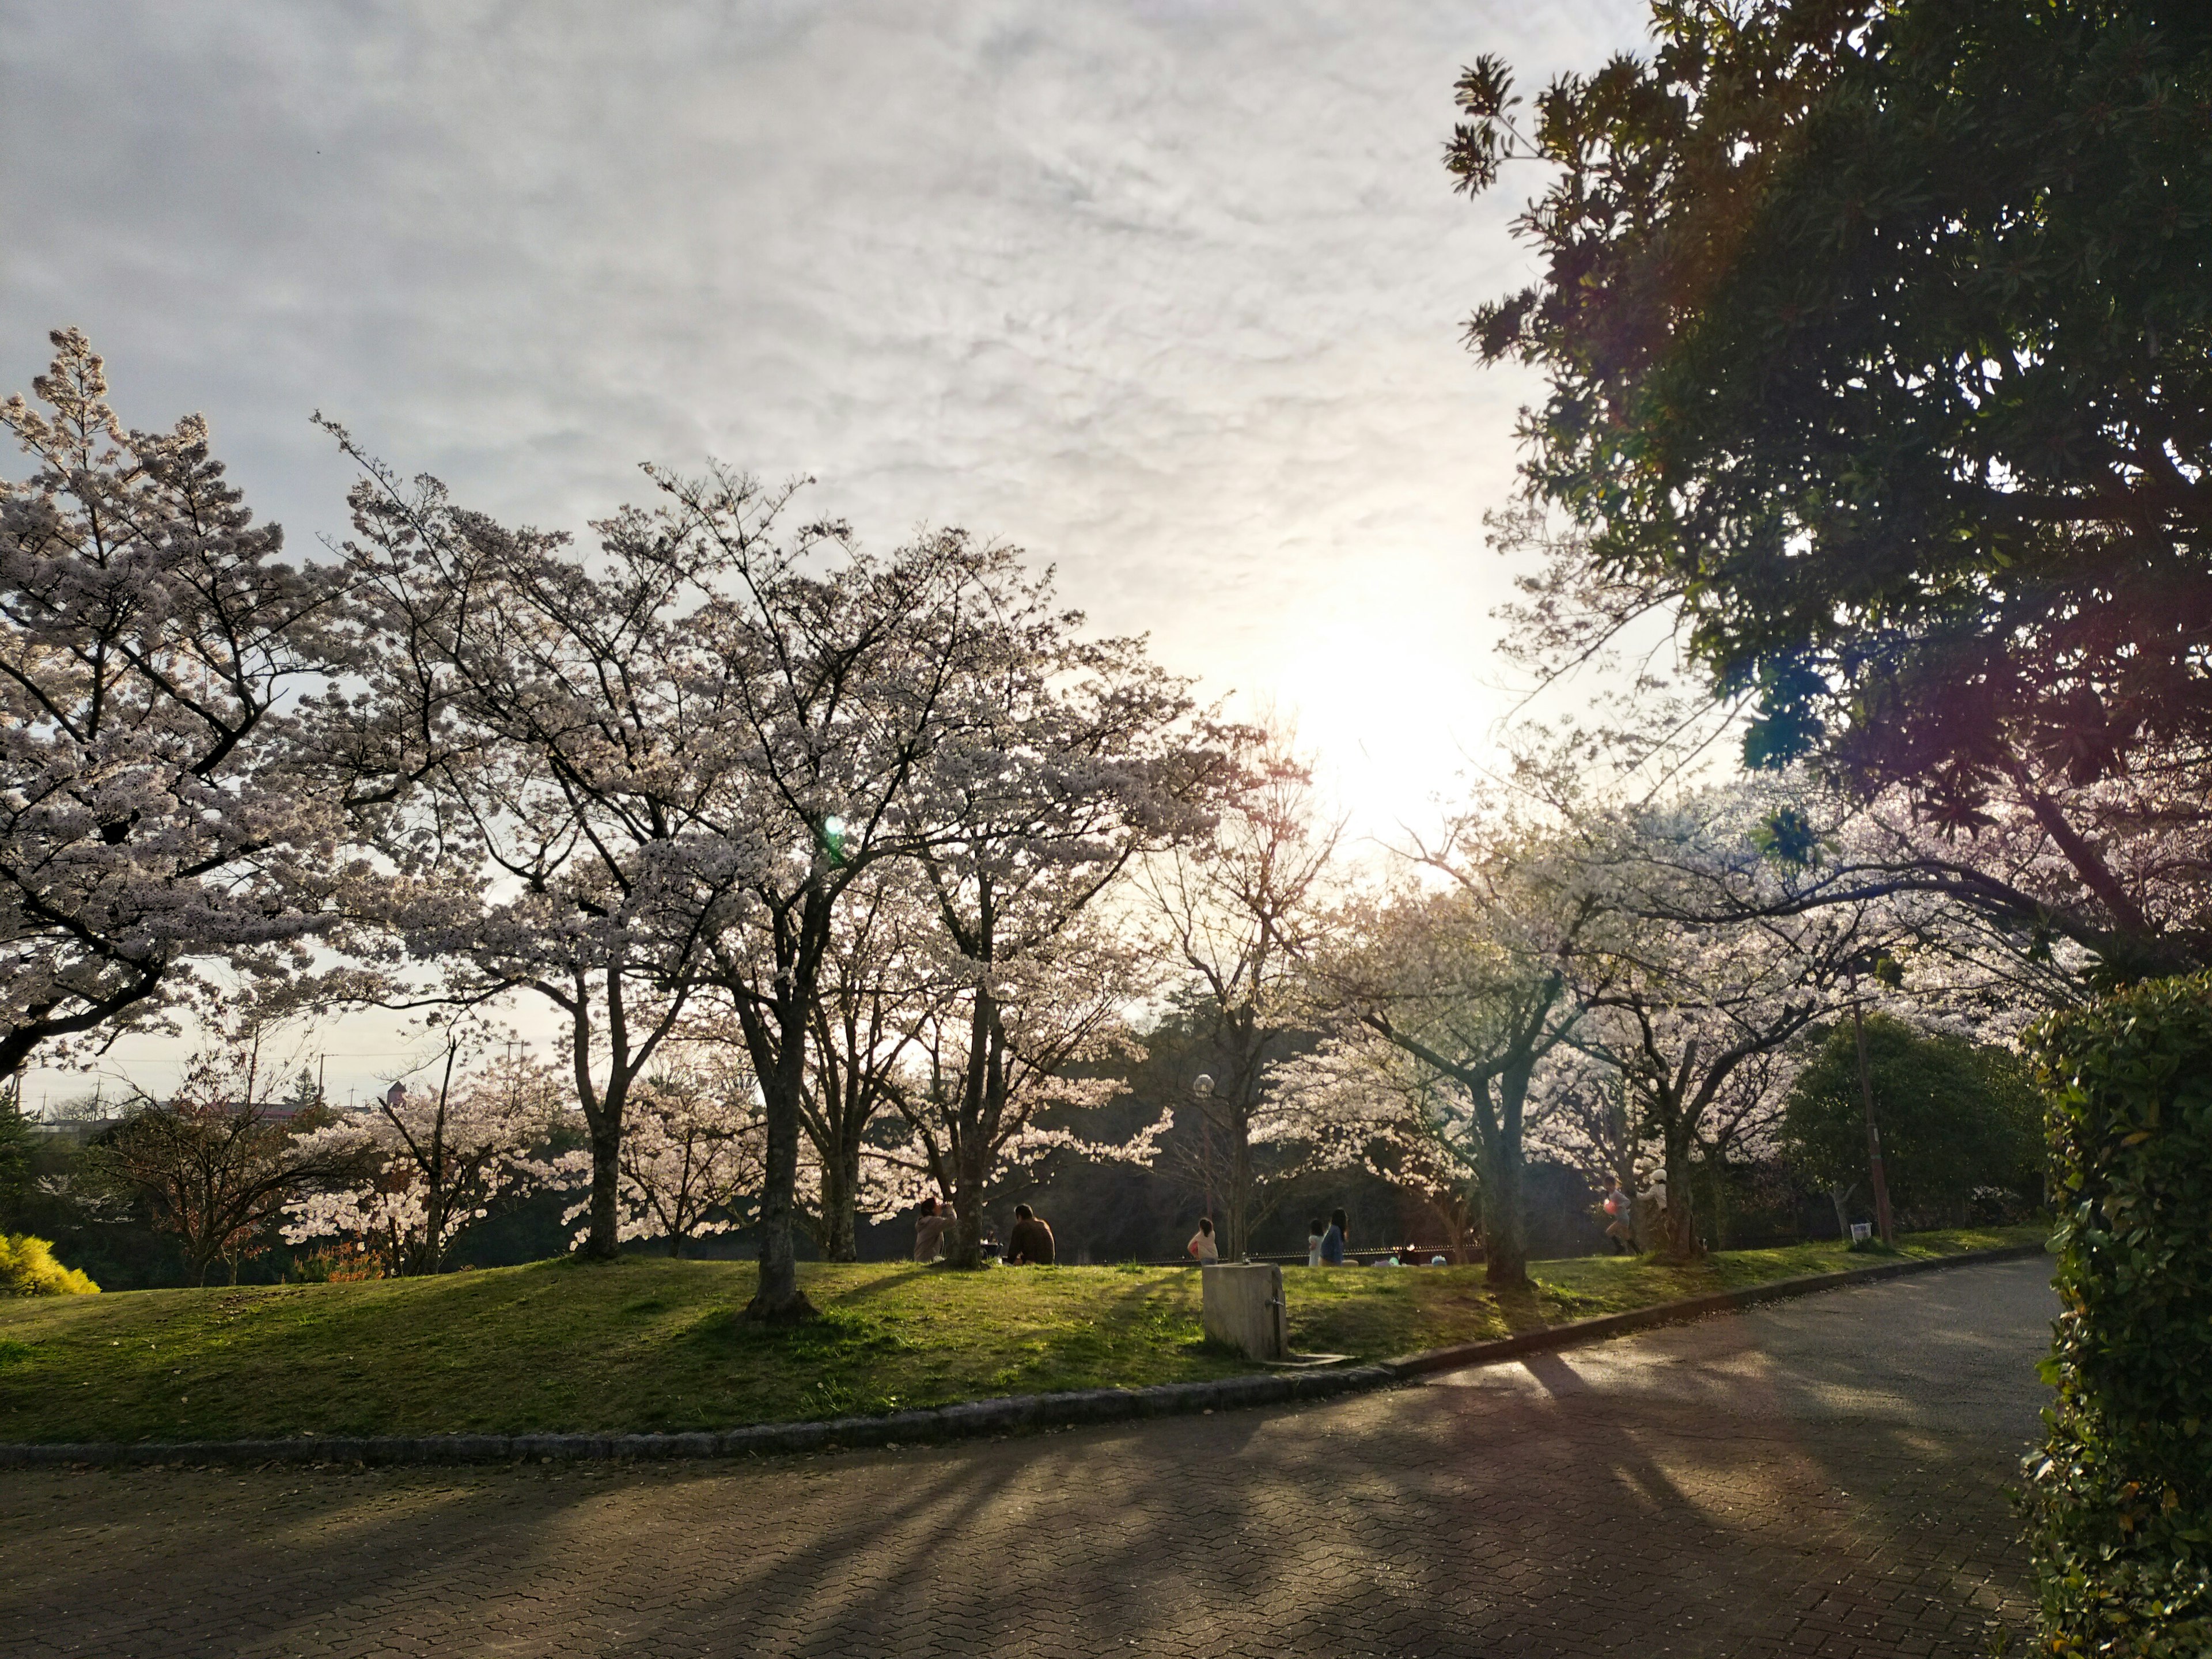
[1201, 1263, 1287, 1361]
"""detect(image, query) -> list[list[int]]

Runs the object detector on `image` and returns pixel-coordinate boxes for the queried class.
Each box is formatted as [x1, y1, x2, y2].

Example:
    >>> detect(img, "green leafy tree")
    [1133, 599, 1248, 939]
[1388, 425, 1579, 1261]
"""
[1451, 2, 2212, 978]
[1781, 1012, 2042, 1222]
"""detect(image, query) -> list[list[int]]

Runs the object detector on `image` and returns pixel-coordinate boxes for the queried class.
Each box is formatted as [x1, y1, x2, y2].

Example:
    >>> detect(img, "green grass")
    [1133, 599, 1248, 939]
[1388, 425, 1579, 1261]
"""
[0, 1226, 2042, 1445]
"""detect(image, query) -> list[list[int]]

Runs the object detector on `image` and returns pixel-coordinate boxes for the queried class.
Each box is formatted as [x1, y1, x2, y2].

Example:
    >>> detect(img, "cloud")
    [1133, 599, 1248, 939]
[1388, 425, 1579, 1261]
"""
[2, 0, 1649, 1099]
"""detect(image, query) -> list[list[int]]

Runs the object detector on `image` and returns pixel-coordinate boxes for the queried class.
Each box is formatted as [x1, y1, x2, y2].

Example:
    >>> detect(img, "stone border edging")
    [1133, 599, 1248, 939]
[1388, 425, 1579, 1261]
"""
[0, 1242, 2044, 1469]
[1377, 1240, 2050, 1380]
[0, 1363, 1395, 1470]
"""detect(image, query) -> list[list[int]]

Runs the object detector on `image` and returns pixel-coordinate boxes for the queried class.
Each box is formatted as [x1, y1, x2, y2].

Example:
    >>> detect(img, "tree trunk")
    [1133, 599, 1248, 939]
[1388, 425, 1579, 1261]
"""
[1480, 1067, 1533, 1289]
[1481, 1146, 1528, 1287]
[1225, 1116, 1253, 1261]
[745, 1088, 814, 1318]
[947, 1150, 987, 1270]
[941, 983, 998, 1271]
[816, 1141, 861, 1262]
[1655, 1133, 1703, 1260]
[580, 1119, 623, 1260]
[744, 995, 817, 1322]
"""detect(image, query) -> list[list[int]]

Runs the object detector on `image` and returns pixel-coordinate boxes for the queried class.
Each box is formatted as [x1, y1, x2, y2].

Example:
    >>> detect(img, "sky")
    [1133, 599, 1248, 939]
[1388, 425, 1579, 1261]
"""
[1, 0, 1652, 1107]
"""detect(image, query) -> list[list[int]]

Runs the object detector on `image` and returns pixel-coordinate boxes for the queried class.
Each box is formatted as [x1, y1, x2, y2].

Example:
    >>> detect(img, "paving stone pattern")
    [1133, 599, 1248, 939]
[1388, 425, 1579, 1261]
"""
[0, 1257, 2055, 1659]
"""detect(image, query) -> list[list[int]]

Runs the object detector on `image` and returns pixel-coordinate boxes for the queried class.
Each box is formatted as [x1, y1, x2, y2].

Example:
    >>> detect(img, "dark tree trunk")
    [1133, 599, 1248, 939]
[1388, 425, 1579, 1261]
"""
[1656, 1131, 1703, 1260]
[816, 1141, 862, 1262]
[1480, 1130, 1529, 1288]
[1225, 1128, 1253, 1262]
[580, 1118, 623, 1260]
[745, 992, 817, 1322]
[1480, 1066, 1534, 1289]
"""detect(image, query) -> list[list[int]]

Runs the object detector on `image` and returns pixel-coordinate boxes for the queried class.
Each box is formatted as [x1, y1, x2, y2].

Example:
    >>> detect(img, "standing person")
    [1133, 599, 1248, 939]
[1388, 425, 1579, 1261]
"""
[912, 1196, 956, 1263]
[1638, 1171, 1666, 1252]
[1305, 1217, 1325, 1268]
[1319, 1208, 1347, 1266]
[1187, 1217, 1219, 1264]
[1603, 1179, 1635, 1255]
[1006, 1203, 1056, 1266]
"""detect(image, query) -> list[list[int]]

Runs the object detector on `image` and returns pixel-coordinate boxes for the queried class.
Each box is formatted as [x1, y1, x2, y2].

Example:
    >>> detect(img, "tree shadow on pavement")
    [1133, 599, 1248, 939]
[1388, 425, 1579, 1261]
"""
[0, 1262, 2054, 1659]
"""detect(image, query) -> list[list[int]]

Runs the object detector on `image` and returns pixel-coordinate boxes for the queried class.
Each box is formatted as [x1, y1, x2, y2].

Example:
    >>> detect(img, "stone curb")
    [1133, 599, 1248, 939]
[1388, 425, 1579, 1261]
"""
[1377, 1240, 2050, 1380]
[0, 1243, 2044, 1469]
[0, 1363, 1395, 1470]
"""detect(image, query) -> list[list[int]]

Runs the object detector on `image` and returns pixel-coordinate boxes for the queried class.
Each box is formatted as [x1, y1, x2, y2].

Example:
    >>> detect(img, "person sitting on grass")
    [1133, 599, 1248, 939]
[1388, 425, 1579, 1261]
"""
[1319, 1208, 1347, 1266]
[1005, 1203, 1056, 1266]
[1306, 1217, 1325, 1267]
[1187, 1217, 1219, 1264]
[912, 1196, 956, 1262]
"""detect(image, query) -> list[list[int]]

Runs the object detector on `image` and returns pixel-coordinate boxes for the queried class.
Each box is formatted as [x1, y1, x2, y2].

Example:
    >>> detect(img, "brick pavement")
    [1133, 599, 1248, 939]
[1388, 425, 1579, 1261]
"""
[0, 1256, 2055, 1659]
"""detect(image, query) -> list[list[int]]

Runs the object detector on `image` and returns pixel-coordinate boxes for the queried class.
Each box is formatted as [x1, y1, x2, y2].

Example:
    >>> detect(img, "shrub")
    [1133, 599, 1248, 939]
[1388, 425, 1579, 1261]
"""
[0, 1232, 100, 1296]
[293, 1244, 382, 1283]
[2024, 975, 2212, 1657]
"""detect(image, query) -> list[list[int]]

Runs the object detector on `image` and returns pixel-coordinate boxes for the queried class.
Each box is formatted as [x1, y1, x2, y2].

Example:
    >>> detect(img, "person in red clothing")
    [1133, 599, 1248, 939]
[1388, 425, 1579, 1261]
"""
[1005, 1203, 1056, 1265]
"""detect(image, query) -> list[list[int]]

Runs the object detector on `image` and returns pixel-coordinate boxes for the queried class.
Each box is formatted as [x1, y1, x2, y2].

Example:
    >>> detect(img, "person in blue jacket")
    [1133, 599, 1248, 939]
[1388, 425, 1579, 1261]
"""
[1319, 1207, 1347, 1266]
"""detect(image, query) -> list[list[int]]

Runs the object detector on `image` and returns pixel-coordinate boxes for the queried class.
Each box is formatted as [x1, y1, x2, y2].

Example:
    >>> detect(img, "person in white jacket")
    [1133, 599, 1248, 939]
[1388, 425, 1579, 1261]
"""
[1187, 1217, 1219, 1263]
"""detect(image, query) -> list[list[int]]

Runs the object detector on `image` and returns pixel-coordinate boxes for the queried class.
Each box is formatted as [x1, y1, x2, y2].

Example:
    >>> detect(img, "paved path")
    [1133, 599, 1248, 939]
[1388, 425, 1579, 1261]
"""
[0, 1257, 2055, 1659]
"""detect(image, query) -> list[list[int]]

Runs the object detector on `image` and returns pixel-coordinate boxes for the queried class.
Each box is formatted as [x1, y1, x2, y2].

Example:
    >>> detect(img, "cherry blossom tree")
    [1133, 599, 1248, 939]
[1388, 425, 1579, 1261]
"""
[92, 1035, 366, 1286]
[654, 482, 1226, 1296]
[893, 603, 1228, 1268]
[0, 332, 378, 1077]
[1135, 725, 1342, 1259]
[326, 433, 1221, 1309]
[800, 868, 945, 1260]
[872, 918, 1169, 1255]
[1311, 815, 1599, 1287]
[283, 1031, 565, 1277]
[591, 1051, 764, 1257]
[1567, 787, 1912, 1259]
[646, 478, 1048, 1320]
[1257, 1036, 1486, 1261]
[325, 434, 747, 1263]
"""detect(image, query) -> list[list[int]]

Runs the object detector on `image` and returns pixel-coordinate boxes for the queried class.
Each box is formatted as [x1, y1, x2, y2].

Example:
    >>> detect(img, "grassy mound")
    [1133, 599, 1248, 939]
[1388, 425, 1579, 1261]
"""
[0, 1226, 2039, 1445]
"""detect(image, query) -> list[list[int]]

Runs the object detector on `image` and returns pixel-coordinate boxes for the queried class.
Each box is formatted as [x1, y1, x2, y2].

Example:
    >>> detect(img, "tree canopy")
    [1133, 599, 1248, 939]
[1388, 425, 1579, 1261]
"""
[1780, 1011, 2042, 1218]
[1452, 1, 2212, 977]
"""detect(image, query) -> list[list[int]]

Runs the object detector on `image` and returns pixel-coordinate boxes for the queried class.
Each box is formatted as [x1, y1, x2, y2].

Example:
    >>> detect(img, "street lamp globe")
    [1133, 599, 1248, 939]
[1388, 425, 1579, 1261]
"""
[1192, 1074, 1214, 1097]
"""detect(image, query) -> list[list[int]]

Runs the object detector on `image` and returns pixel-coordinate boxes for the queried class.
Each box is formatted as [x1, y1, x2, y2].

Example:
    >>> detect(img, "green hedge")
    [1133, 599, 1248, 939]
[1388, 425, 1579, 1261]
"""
[2025, 976, 2212, 1657]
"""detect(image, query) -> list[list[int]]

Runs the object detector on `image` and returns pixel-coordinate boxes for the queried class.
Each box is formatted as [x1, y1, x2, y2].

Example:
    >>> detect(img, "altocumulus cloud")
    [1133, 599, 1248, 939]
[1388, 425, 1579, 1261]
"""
[3, 1, 1647, 1098]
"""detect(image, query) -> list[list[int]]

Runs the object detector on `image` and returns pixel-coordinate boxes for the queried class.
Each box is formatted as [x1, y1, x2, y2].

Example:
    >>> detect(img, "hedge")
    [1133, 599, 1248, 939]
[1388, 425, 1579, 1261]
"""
[2025, 975, 2212, 1657]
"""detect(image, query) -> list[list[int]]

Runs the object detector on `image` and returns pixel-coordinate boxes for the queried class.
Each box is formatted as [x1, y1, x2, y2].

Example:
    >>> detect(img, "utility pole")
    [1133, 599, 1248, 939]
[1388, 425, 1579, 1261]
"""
[1851, 999, 1895, 1245]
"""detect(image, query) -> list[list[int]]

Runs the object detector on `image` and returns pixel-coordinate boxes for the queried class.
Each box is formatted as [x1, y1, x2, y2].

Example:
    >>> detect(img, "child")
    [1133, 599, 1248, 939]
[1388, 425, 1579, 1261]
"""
[1187, 1217, 1220, 1264]
[1305, 1217, 1325, 1267]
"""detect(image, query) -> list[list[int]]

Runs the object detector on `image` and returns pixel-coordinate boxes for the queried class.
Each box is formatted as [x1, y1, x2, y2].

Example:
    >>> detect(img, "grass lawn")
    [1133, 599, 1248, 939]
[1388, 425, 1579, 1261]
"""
[0, 1226, 2043, 1445]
